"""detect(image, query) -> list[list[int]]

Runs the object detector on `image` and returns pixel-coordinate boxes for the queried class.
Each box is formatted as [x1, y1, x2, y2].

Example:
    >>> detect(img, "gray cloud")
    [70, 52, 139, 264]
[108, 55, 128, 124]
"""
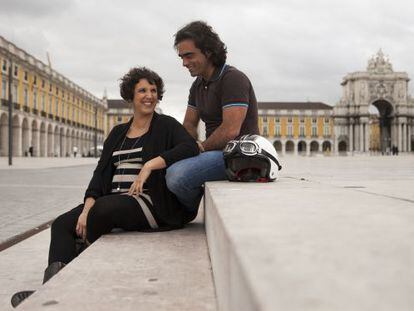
[1, 0, 413, 120]
[0, 0, 74, 18]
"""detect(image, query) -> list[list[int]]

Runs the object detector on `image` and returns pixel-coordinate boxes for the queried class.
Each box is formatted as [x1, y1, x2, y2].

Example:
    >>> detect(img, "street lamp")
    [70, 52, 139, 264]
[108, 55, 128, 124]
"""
[8, 57, 13, 166]
[94, 100, 97, 158]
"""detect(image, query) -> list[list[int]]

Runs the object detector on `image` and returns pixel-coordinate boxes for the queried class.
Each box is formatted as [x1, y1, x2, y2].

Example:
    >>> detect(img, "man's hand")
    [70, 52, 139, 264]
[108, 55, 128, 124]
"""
[202, 106, 247, 151]
[197, 141, 205, 152]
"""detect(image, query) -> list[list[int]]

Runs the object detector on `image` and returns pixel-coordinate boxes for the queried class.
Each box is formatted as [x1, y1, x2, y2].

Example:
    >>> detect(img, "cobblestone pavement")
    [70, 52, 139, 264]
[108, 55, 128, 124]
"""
[0, 160, 96, 246]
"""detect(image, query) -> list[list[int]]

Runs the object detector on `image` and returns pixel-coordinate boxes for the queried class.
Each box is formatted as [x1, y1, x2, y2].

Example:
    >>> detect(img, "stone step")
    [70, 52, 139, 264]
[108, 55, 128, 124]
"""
[19, 210, 216, 310]
[205, 179, 414, 311]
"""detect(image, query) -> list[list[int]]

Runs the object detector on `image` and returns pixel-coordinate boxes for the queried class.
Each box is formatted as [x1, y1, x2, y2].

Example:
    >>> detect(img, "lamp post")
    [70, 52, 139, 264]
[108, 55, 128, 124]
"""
[94, 101, 98, 158]
[8, 58, 13, 166]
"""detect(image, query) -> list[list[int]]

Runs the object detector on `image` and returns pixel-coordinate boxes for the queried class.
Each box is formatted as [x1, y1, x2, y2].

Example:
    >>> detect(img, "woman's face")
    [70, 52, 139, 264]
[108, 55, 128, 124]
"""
[132, 79, 158, 116]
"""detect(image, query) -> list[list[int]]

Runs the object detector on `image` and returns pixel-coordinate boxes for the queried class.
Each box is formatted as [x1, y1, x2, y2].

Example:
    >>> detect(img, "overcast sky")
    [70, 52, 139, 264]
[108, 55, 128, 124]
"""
[1, 0, 413, 120]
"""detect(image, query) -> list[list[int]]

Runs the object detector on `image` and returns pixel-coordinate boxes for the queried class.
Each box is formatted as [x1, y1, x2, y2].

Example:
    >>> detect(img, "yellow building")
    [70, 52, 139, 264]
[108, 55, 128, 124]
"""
[0, 36, 107, 157]
[258, 102, 334, 155]
[106, 99, 162, 136]
[106, 99, 133, 136]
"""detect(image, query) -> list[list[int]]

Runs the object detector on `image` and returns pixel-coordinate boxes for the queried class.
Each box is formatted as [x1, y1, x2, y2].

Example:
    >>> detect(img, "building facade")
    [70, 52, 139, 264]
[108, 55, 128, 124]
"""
[0, 36, 106, 157]
[106, 99, 162, 136]
[258, 102, 334, 155]
[259, 50, 413, 156]
[106, 99, 133, 136]
[333, 49, 414, 154]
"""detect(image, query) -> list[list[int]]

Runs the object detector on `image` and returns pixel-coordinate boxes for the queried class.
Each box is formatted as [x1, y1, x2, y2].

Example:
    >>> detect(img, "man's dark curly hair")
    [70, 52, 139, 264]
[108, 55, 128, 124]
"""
[119, 67, 165, 101]
[174, 21, 227, 68]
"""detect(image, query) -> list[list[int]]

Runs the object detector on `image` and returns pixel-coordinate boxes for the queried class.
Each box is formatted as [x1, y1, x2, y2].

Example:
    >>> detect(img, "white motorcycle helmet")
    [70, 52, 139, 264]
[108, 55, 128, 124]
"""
[223, 134, 282, 182]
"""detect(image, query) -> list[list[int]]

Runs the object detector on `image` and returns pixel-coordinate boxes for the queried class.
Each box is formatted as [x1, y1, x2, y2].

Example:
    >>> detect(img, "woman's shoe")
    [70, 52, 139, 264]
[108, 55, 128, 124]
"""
[10, 261, 66, 308]
[11, 290, 35, 308]
[43, 261, 66, 283]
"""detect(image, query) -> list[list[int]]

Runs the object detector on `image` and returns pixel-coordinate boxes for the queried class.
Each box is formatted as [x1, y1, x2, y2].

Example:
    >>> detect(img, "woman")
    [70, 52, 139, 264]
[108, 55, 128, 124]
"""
[12, 67, 199, 307]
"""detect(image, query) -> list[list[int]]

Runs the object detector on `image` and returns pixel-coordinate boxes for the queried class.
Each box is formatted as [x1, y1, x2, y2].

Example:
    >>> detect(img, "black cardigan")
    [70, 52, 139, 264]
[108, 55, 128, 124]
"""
[84, 113, 199, 228]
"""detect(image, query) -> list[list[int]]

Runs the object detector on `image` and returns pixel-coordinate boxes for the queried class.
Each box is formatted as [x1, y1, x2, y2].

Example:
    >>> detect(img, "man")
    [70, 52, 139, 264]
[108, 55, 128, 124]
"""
[166, 21, 259, 213]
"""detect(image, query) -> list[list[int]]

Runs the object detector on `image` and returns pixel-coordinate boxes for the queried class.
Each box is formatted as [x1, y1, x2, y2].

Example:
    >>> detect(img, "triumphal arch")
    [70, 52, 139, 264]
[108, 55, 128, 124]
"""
[333, 50, 414, 154]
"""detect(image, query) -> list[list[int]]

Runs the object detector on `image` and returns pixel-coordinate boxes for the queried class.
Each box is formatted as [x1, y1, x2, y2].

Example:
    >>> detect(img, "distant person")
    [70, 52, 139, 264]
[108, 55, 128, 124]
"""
[11, 67, 199, 308]
[73, 146, 78, 157]
[28, 146, 33, 157]
[166, 21, 259, 213]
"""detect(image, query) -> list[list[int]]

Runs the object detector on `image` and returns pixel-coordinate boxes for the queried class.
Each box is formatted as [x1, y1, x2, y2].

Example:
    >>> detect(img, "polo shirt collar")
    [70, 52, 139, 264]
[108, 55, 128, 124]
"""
[202, 64, 227, 84]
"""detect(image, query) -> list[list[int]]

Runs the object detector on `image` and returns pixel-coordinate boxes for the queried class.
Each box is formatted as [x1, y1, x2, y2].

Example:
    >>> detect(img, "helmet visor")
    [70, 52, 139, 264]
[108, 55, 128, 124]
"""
[226, 156, 269, 181]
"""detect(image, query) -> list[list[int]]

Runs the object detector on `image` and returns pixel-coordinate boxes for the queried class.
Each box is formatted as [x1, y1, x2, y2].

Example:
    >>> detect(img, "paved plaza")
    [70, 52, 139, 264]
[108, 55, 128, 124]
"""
[0, 157, 97, 247]
[0, 155, 413, 310]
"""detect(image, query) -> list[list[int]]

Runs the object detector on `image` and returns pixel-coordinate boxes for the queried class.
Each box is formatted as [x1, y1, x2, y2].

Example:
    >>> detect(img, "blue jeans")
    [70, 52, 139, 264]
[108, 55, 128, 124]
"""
[166, 151, 227, 211]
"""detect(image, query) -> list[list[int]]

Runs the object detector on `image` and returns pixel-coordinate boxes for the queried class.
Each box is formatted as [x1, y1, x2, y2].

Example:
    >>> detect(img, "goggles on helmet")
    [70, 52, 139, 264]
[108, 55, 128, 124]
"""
[224, 139, 282, 171]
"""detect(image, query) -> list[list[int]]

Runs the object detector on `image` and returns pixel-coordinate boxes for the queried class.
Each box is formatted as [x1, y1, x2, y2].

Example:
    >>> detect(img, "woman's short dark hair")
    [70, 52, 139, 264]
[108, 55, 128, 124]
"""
[174, 21, 227, 68]
[119, 67, 165, 101]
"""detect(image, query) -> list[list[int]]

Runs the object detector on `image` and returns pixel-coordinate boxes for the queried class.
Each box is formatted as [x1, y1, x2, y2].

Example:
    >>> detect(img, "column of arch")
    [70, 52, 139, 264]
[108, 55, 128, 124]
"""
[47, 124, 54, 156]
[0, 113, 8, 156]
[21, 118, 30, 156]
[13, 115, 21, 156]
[66, 128, 71, 157]
[39, 122, 46, 157]
[54, 125, 60, 156]
[31, 119, 39, 157]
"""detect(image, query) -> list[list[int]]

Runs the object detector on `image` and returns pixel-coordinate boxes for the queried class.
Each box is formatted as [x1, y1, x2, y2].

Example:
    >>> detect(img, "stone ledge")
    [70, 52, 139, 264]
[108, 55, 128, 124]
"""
[19, 212, 216, 310]
[205, 178, 414, 311]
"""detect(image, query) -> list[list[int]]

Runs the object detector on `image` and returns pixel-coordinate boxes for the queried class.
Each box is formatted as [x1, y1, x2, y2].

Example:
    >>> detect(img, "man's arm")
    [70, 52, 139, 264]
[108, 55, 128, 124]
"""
[183, 106, 200, 140]
[201, 106, 247, 151]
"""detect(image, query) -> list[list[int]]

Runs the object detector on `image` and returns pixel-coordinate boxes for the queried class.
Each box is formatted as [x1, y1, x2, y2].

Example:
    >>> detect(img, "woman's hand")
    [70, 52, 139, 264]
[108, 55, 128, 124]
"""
[128, 157, 166, 196]
[76, 197, 95, 241]
[76, 210, 89, 240]
[128, 164, 152, 196]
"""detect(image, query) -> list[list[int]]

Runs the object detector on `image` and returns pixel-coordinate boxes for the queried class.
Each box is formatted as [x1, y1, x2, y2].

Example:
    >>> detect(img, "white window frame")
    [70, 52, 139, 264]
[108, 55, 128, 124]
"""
[2, 59, 8, 73]
[312, 126, 317, 137]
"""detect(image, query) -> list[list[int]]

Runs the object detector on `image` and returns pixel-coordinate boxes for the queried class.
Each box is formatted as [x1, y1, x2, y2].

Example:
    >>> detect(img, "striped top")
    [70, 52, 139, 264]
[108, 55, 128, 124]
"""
[111, 135, 147, 193]
[111, 134, 159, 229]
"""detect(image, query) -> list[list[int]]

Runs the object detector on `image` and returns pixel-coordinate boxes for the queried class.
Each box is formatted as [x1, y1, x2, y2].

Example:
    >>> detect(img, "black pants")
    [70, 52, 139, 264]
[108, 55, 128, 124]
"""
[48, 194, 152, 265]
